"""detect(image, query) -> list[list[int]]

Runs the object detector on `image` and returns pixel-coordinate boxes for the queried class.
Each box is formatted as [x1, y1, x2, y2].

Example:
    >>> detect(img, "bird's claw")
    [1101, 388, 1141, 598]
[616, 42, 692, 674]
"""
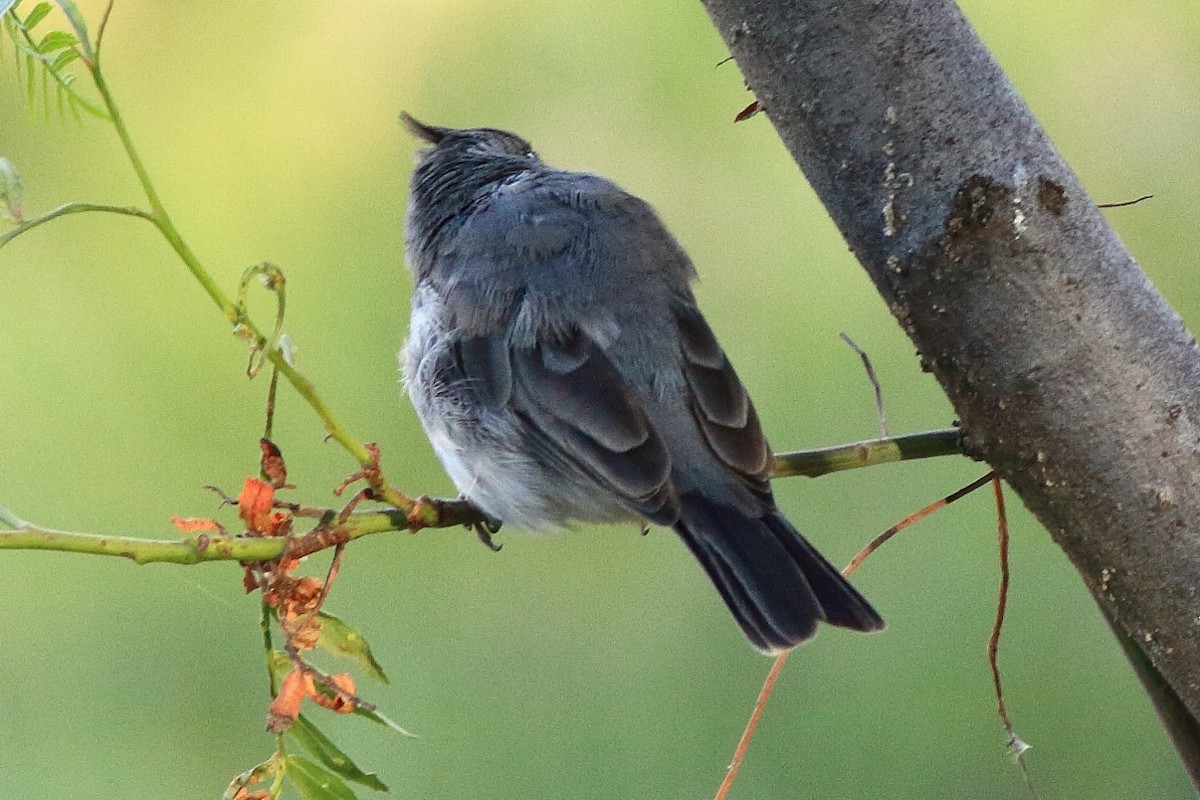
[468, 509, 503, 552]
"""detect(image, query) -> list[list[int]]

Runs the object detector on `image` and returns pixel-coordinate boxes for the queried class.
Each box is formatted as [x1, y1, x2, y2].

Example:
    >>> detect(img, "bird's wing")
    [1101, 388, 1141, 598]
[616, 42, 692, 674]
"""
[674, 302, 774, 489]
[453, 330, 679, 524]
[432, 171, 704, 525]
[432, 171, 696, 339]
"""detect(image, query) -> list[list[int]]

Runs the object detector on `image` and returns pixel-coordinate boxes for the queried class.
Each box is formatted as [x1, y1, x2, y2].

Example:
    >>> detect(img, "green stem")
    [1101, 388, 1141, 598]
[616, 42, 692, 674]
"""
[90, 64, 239, 322]
[83, 56, 399, 486]
[266, 353, 378, 469]
[772, 428, 963, 477]
[0, 202, 152, 247]
[269, 745, 288, 800]
[0, 429, 965, 566]
[0, 505, 412, 565]
[262, 597, 279, 695]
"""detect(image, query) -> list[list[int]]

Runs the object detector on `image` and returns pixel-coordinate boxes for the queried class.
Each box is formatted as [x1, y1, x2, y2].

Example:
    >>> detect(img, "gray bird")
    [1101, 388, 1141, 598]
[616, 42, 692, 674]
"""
[400, 114, 883, 652]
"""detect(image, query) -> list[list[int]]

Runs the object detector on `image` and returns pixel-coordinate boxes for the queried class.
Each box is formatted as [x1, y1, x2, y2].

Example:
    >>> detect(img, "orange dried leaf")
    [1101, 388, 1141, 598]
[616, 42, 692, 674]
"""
[271, 576, 322, 614]
[330, 672, 356, 696]
[305, 672, 357, 714]
[273, 576, 326, 651]
[290, 624, 321, 653]
[238, 477, 277, 533]
[265, 511, 292, 538]
[170, 516, 224, 533]
[266, 668, 306, 734]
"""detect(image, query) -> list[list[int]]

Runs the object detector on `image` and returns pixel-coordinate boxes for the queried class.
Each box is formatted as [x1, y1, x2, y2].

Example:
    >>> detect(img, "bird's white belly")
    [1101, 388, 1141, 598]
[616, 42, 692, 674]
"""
[404, 287, 635, 532]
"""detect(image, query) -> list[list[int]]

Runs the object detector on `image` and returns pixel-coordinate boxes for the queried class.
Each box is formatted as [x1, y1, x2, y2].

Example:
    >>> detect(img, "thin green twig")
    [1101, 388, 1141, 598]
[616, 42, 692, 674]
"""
[261, 598, 278, 694]
[0, 201, 152, 246]
[773, 428, 963, 478]
[0, 504, 416, 564]
[76, 46, 408, 503]
[0, 429, 965, 566]
[89, 61, 237, 321]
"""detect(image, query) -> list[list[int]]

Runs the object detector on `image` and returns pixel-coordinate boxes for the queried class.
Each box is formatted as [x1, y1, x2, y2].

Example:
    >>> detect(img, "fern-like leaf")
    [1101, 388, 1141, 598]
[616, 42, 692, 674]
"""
[2, 0, 107, 120]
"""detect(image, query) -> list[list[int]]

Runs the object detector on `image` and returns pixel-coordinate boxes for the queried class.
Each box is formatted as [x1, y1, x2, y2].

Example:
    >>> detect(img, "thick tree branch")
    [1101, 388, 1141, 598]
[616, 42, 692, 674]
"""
[701, 0, 1200, 784]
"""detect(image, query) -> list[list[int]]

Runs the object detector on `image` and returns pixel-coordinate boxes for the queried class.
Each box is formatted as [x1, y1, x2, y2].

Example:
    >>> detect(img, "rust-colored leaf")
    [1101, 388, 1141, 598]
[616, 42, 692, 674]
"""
[267, 667, 307, 734]
[306, 672, 357, 714]
[238, 477, 276, 533]
[265, 575, 326, 651]
[267, 512, 292, 538]
[237, 476, 292, 536]
[170, 516, 225, 533]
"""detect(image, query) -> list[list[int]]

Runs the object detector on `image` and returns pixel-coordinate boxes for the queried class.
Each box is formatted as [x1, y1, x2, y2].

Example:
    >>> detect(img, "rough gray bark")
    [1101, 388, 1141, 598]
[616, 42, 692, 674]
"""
[699, 0, 1200, 786]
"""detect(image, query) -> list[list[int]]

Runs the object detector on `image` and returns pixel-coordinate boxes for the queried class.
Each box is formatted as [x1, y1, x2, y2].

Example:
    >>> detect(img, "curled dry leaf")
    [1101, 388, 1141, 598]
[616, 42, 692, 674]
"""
[259, 438, 291, 489]
[266, 575, 326, 651]
[237, 477, 290, 536]
[267, 667, 307, 734]
[307, 672, 358, 714]
[271, 575, 323, 615]
[267, 667, 358, 733]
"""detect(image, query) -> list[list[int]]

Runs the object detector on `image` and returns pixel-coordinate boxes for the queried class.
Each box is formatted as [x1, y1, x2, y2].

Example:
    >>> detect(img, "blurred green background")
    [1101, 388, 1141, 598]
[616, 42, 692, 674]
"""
[1, 1, 1197, 798]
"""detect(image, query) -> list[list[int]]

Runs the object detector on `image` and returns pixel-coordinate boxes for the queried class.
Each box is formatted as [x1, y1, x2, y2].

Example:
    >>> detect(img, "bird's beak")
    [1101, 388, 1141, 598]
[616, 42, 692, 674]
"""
[400, 112, 451, 145]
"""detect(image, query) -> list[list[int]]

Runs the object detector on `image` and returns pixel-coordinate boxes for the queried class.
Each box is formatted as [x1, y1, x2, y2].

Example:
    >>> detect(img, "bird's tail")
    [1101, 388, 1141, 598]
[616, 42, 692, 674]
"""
[672, 490, 884, 652]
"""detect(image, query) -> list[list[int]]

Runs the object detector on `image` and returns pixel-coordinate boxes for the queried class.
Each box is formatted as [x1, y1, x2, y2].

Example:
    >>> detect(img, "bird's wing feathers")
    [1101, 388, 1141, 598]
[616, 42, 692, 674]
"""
[439, 170, 776, 523]
[436, 172, 695, 339]
[453, 329, 679, 524]
[675, 303, 773, 484]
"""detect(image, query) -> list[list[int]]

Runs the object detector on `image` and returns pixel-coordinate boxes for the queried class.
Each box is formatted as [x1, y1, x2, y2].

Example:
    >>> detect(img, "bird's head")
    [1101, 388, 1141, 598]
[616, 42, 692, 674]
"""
[401, 114, 542, 269]
[401, 113, 538, 164]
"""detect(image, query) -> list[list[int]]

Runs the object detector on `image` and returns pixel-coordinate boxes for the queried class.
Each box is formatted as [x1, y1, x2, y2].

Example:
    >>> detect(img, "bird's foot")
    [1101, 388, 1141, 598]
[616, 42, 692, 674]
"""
[466, 501, 503, 551]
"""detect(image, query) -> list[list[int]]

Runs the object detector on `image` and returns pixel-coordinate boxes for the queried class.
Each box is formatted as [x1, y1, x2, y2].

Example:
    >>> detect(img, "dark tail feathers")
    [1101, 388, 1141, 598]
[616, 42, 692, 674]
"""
[672, 490, 883, 652]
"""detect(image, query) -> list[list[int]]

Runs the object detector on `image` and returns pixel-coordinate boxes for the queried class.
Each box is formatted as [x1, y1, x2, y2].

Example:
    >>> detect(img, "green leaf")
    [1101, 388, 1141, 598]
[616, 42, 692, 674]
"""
[40, 56, 48, 114]
[48, 45, 76, 69]
[51, 0, 89, 59]
[316, 611, 390, 684]
[35, 28, 74, 52]
[288, 714, 388, 792]
[353, 705, 418, 739]
[22, 2, 51, 27]
[66, 87, 107, 121]
[286, 755, 359, 800]
[24, 51, 35, 107]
